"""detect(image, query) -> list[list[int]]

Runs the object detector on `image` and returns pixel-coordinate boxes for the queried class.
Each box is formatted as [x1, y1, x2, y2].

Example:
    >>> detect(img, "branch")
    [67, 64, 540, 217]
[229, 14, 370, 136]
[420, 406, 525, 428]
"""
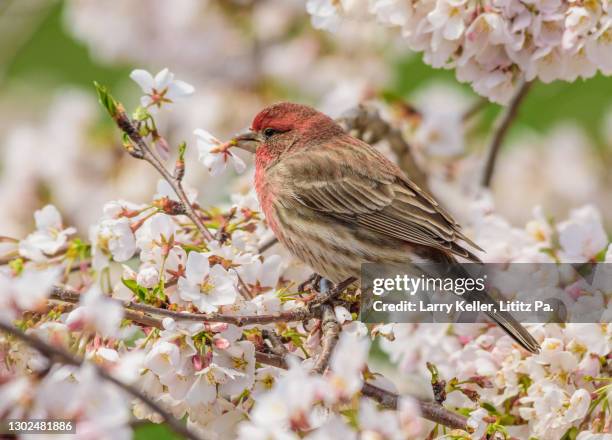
[255, 351, 288, 369]
[0, 320, 203, 440]
[51, 286, 316, 327]
[49, 285, 466, 430]
[311, 304, 340, 374]
[360, 383, 468, 430]
[461, 98, 488, 122]
[254, 351, 468, 430]
[95, 83, 214, 242]
[338, 105, 429, 191]
[480, 79, 533, 187]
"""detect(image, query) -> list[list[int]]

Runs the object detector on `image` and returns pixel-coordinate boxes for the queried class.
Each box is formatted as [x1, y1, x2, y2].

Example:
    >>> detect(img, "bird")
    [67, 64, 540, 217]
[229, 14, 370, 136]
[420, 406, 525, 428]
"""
[231, 102, 540, 354]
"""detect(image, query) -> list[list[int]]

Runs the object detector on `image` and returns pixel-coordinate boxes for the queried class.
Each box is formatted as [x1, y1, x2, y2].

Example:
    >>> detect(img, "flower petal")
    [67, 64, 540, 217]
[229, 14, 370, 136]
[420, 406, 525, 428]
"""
[129, 69, 155, 93]
[154, 68, 173, 90]
[166, 80, 195, 101]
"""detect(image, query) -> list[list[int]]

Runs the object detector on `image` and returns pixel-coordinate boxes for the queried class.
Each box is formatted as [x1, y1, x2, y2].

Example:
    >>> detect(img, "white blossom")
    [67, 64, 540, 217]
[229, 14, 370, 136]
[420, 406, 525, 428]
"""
[308, 0, 612, 103]
[19, 205, 76, 262]
[558, 205, 608, 261]
[66, 286, 124, 337]
[177, 251, 238, 313]
[195, 129, 246, 176]
[130, 68, 194, 109]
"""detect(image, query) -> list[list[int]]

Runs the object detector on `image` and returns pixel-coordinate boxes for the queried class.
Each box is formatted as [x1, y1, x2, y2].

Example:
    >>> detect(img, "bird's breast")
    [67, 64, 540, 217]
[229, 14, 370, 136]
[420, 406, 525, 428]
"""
[254, 165, 282, 237]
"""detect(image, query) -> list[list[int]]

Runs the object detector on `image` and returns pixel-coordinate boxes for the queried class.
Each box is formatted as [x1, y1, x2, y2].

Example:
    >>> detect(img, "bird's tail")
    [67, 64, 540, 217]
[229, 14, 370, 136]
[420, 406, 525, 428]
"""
[439, 262, 541, 354]
[483, 306, 540, 354]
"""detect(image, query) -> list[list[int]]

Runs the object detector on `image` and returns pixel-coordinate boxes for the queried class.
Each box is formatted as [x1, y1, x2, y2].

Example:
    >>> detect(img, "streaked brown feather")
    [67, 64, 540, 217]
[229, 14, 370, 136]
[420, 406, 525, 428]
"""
[268, 135, 483, 262]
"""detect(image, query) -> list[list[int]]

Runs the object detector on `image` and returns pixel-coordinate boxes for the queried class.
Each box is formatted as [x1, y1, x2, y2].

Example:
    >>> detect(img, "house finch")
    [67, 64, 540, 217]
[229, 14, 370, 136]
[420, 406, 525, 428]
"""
[233, 102, 540, 353]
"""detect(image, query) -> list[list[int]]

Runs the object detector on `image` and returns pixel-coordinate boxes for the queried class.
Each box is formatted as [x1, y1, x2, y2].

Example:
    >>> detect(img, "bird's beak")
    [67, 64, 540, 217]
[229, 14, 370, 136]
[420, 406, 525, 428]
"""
[231, 131, 261, 154]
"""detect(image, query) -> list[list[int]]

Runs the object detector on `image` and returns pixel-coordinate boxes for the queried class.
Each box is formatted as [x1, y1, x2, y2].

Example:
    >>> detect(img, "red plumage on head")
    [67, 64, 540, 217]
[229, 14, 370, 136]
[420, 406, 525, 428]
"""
[251, 102, 334, 133]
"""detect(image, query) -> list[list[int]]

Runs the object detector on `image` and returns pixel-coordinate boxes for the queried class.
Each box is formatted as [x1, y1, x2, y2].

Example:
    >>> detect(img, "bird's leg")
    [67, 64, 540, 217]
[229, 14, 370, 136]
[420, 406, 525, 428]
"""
[311, 276, 356, 308]
[318, 277, 331, 294]
[298, 273, 322, 293]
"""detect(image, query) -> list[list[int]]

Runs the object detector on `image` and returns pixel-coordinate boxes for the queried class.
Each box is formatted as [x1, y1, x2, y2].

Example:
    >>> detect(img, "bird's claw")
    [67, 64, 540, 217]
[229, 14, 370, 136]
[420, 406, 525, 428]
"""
[298, 273, 322, 293]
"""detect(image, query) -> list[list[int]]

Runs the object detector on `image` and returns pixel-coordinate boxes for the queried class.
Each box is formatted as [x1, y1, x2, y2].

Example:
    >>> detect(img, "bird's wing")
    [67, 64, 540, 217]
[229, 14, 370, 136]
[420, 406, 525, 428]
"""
[269, 136, 482, 261]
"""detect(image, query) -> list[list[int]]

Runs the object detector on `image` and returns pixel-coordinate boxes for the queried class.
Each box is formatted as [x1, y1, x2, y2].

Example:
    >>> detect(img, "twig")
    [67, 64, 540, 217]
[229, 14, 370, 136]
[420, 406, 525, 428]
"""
[311, 304, 340, 374]
[50, 295, 164, 329]
[123, 309, 165, 329]
[49, 285, 465, 430]
[235, 271, 254, 300]
[461, 97, 488, 122]
[480, 79, 533, 187]
[51, 286, 316, 326]
[338, 105, 428, 191]
[253, 351, 468, 430]
[255, 351, 288, 369]
[95, 84, 214, 242]
[0, 321, 203, 440]
[360, 383, 468, 430]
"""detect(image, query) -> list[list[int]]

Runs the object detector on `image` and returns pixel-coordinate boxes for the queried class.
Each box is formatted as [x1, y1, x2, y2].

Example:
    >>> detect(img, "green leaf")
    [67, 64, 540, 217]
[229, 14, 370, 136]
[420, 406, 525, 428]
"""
[178, 141, 187, 162]
[153, 284, 167, 302]
[132, 106, 149, 122]
[134, 422, 180, 440]
[122, 278, 149, 302]
[560, 427, 578, 440]
[481, 402, 500, 415]
[9, 258, 24, 275]
[93, 81, 119, 117]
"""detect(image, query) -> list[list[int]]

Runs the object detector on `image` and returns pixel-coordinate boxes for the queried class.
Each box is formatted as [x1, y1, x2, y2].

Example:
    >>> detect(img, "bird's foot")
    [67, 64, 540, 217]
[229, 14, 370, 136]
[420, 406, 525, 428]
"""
[298, 273, 322, 293]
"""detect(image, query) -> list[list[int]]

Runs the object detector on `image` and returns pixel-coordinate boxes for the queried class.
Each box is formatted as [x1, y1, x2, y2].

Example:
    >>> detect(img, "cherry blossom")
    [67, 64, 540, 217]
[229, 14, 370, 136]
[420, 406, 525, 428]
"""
[90, 217, 137, 267]
[0, 266, 60, 320]
[177, 251, 238, 312]
[130, 68, 194, 109]
[18, 205, 76, 262]
[195, 128, 247, 176]
[66, 286, 124, 337]
[558, 205, 608, 261]
[308, 0, 612, 103]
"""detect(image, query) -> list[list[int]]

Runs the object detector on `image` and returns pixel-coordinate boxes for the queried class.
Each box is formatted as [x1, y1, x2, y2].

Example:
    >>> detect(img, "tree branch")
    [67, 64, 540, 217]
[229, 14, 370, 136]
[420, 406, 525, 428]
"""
[255, 351, 288, 369]
[49, 285, 466, 431]
[254, 351, 468, 430]
[51, 286, 316, 327]
[360, 383, 468, 430]
[0, 320, 203, 440]
[461, 97, 488, 122]
[480, 79, 533, 187]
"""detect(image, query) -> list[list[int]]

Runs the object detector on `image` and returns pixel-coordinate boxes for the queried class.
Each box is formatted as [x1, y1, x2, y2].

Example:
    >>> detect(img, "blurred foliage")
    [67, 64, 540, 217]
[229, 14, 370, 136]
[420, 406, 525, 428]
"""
[2, 2, 129, 92]
[134, 423, 180, 440]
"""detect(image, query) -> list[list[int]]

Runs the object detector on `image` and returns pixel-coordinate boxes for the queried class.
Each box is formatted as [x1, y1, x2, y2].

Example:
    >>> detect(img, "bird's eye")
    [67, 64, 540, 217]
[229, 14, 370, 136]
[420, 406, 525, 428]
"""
[263, 127, 280, 139]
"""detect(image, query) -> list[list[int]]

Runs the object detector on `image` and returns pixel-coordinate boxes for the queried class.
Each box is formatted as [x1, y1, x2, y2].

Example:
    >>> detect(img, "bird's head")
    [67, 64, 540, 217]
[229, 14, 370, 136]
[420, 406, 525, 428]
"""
[232, 102, 342, 163]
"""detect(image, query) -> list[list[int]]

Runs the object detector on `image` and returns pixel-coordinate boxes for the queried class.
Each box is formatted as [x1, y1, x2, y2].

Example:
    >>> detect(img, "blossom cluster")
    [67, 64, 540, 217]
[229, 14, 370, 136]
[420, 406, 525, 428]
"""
[0, 69, 610, 440]
[307, 0, 612, 103]
[379, 199, 612, 439]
